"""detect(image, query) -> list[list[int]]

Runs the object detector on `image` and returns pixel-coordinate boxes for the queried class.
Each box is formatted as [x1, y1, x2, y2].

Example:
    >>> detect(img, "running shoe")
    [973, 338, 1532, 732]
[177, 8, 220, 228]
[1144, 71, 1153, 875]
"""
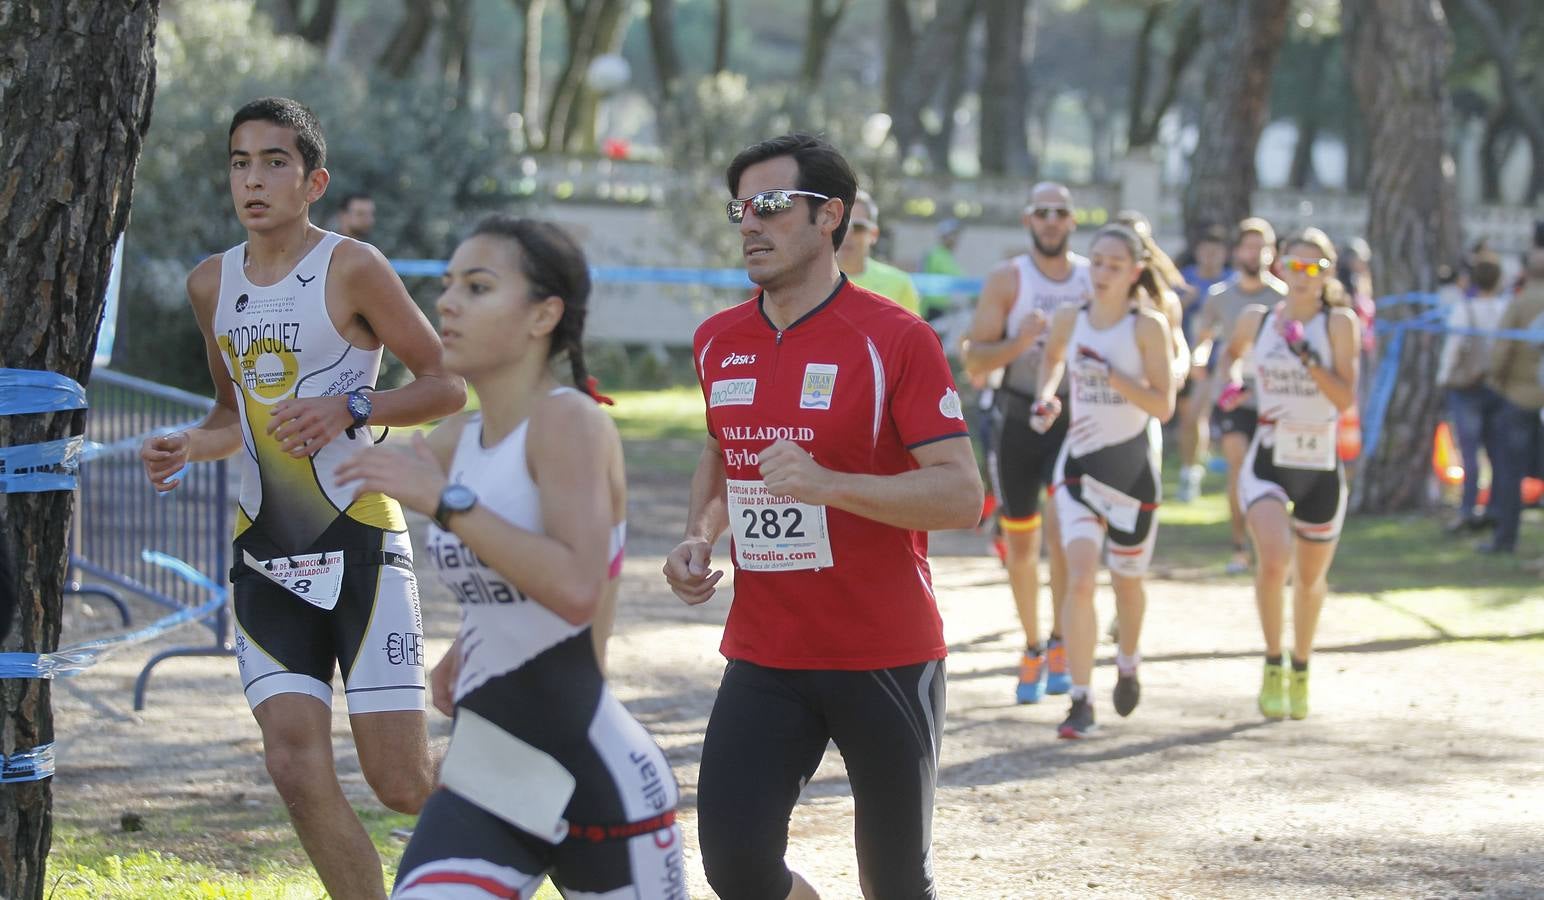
[1225, 545, 1250, 576]
[1258, 662, 1287, 719]
[1176, 464, 1204, 503]
[1113, 670, 1141, 717]
[1016, 652, 1046, 704]
[1057, 698, 1097, 739]
[1045, 640, 1071, 695]
[1288, 668, 1310, 720]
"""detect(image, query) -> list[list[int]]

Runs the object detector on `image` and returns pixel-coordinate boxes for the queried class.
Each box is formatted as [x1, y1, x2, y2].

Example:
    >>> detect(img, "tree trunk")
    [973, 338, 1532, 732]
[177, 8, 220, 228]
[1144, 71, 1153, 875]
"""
[510, 0, 547, 148]
[979, 0, 1032, 176]
[1287, 37, 1332, 189]
[714, 0, 730, 73]
[1343, 0, 1461, 513]
[647, 0, 683, 137]
[801, 0, 851, 88]
[0, 3, 158, 896]
[1479, 103, 1511, 203]
[920, 3, 978, 173]
[1126, 0, 1201, 151]
[1180, 0, 1290, 247]
[546, 0, 629, 153]
[891, 0, 977, 166]
[441, 0, 473, 106]
[1452, 0, 1544, 203]
[883, 0, 915, 123]
[378, 0, 440, 78]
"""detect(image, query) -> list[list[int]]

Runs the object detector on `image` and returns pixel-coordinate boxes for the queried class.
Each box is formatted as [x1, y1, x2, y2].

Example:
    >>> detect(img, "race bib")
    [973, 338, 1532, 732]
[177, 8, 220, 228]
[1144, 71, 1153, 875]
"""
[1272, 419, 1337, 471]
[242, 549, 345, 611]
[440, 708, 575, 843]
[1078, 473, 1142, 533]
[725, 478, 834, 572]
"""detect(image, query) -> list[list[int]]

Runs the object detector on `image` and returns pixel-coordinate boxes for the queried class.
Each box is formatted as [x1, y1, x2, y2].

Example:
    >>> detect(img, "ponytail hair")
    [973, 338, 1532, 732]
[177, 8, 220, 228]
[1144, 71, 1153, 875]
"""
[1282, 226, 1349, 308]
[469, 215, 611, 403]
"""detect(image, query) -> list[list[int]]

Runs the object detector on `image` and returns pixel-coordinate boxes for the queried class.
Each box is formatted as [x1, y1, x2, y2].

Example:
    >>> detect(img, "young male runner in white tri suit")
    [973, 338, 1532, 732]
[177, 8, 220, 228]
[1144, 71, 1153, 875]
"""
[138, 98, 465, 898]
[963, 182, 1091, 704]
[1216, 227, 1359, 721]
[664, 133, 981, 900]
[340, 216, 683, 898]
[1031, 223, 1176, 739]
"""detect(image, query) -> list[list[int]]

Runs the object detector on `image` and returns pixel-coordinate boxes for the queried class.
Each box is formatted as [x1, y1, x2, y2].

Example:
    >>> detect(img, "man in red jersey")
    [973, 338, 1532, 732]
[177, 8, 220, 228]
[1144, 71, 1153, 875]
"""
[662, 133, 982, 900]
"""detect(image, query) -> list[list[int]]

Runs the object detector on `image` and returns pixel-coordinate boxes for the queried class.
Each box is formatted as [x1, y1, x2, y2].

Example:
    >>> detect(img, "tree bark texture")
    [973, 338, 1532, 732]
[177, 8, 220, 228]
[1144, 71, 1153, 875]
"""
[0, 2, 158, 896]
[1343, 0, 1461, 513]
[1180, 0, 1289, 247]
[978, 0, 1032, 176]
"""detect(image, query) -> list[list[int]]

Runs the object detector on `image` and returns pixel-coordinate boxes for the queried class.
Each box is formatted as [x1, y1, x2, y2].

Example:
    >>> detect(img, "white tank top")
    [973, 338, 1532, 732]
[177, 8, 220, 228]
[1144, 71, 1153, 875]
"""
[1251, 306, 1339, 428]
[425, 396, 626, 702]
[212, 232, 402, 554]
[1003, 253, 1092, 395]
[1066, 307, 1151, 457]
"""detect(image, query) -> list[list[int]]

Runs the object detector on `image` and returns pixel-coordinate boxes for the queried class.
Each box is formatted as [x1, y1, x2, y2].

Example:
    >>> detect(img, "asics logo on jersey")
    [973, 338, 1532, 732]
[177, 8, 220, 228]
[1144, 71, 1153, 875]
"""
[235, 292, 249, 312]
[296, 273, 316, 286]
[721, 352, 757, 367]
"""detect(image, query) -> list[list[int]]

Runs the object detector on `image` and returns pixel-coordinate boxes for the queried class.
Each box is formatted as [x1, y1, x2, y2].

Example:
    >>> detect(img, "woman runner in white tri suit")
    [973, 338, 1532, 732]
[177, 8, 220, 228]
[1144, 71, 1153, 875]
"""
[338, 216, 685, 898]
[1213, 226, 1359, 721]
[1031, 223, 1176, 739]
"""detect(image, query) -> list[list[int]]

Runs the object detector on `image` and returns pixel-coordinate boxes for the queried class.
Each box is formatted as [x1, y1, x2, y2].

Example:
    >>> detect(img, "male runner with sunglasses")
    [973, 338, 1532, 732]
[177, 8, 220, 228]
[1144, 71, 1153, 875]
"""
[1190, 217, 1285, 575]
[664, 133, 982, 899]
[962, 182, 1092, 705]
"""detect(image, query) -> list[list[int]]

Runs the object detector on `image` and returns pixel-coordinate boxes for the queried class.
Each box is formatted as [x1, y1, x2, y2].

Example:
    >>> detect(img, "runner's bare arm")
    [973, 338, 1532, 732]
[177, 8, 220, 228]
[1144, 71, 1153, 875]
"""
[1033, 305, 1078, 405]
[140, 258, 243, 490]
[663, 438, 729, 606]
[334, 241, 466, 426]
[1302, 307, 1360, 412]
[962, 264, 1041, 377]
[1213, 305, 1267, 403]
[758, 435, 981, 531]
[1161, 289, 1190, 387]
[1106, 310, 1176, 420]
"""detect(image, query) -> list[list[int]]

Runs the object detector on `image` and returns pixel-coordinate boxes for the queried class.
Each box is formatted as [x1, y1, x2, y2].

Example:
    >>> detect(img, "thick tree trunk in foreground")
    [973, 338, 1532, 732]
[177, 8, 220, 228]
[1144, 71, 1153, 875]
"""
[1344, 0, 1461, 512]
[0, 2, 158, 896]
[1180, 0, 1289, 247]
[979, 0, 1033, 176]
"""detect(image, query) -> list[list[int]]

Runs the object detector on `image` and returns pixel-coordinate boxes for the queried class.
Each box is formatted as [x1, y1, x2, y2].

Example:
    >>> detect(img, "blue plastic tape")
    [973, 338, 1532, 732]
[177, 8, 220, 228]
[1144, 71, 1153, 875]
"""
[0, 369, 86, 416]
[0, 550, 225, 681]
[0, 435, 83, 494]
[0, 743, 55, 784]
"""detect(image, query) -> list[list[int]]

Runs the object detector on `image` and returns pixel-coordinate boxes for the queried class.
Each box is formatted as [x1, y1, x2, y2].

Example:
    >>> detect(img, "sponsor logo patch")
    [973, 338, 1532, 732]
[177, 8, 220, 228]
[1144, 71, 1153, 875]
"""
[710, 378, 757, 407]
[939, 387, 964, 420]
[799, 363, 838, 409]
[720, 352, 757, 368]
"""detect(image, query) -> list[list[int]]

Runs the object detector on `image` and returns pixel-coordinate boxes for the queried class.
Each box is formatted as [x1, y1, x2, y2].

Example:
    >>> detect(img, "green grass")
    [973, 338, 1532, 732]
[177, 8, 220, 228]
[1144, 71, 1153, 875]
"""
[48, 804, 562, 899]
[1155, 460, 1544, 633]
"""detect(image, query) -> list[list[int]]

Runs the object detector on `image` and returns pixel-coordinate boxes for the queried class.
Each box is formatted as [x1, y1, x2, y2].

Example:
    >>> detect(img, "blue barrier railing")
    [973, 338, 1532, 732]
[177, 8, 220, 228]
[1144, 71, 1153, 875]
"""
[389, 259, 985, 296]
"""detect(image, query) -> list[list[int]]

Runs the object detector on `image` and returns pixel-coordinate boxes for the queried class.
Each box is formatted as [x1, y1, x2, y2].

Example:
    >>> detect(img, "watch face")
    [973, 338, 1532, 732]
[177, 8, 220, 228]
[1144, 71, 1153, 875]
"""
[348, 391, 372, 421]
[443, 484, 477, 512]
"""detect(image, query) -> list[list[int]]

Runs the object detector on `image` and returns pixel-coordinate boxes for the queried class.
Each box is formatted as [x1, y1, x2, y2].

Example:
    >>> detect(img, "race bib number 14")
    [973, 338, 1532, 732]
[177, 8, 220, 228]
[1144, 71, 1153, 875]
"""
[726, 479, 834, 572]
[1273, 419, 1337, 471]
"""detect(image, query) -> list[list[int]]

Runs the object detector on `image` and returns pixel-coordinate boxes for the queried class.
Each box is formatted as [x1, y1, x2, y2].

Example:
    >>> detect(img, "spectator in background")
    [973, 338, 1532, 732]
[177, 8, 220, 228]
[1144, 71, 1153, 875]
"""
[837, 189, 922, 315]
[1180, 224, 1232, 342]
[334, 192, 376, 242]
[921, 218, 968, 322]
[1438, 252, 1507, 533]
[1479, 247, 1544, 554]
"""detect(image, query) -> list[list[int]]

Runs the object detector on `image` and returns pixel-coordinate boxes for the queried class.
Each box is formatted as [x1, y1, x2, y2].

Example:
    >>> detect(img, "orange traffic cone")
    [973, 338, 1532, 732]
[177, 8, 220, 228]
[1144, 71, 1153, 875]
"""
[1432, 421, 1464, 486]
[1338, 407, 1362, 462]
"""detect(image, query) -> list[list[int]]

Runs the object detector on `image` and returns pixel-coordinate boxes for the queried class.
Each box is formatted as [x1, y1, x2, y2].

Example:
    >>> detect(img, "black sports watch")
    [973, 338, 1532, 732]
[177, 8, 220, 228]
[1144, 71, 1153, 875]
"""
[434, 484, 478, 529]
[344, 389, 372, 439]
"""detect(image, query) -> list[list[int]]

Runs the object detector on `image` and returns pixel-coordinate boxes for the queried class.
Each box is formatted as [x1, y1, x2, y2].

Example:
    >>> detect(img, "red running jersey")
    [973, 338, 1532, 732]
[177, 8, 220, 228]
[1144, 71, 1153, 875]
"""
[693, 278, 971, 669]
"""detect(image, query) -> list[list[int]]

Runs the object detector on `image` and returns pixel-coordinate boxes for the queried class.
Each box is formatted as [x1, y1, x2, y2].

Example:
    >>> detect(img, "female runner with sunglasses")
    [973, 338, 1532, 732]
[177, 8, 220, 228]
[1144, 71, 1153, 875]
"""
[1214, 227, 1359, 720]
[338, 216, 684, 898]
[1030, 223, 1176, 738]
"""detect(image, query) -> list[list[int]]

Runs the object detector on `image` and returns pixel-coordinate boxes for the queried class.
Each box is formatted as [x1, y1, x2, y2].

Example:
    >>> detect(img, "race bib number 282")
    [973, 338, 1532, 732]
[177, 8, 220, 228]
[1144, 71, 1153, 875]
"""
[725, 479, 833, 572]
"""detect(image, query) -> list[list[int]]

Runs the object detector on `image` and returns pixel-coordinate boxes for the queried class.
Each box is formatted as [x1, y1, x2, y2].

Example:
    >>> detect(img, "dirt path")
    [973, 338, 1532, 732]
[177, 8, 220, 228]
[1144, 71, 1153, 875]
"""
[51, 471, 1544, 898]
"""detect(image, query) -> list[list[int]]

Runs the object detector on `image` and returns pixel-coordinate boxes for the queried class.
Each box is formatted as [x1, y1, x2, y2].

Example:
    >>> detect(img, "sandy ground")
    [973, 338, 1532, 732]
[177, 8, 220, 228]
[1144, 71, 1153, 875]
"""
[50, 470, 1544, 899]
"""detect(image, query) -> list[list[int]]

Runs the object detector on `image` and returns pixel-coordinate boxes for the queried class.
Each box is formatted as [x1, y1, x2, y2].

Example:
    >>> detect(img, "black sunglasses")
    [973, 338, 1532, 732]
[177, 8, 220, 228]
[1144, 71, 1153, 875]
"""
[726, 189, 832, 224]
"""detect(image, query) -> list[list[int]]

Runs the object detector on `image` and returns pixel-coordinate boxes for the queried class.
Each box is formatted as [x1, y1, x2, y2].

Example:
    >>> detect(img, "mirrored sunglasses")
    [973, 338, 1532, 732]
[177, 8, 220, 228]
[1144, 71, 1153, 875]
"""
[1284, 256, 1332, 277]
[726, 189, 832, 224]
